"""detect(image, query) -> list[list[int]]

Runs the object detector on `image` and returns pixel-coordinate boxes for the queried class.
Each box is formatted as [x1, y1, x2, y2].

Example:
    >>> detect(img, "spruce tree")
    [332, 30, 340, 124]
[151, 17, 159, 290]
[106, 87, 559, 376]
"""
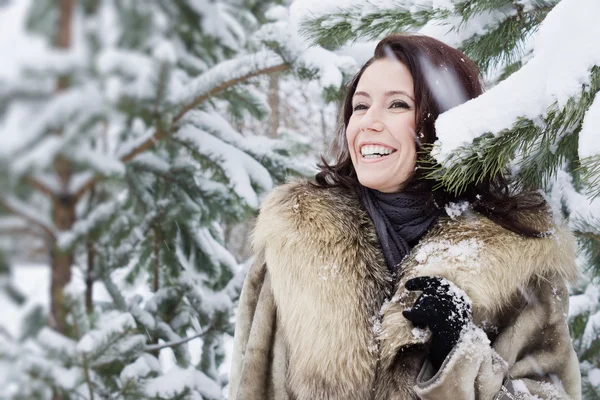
[300, 0, 600, 397]
[0, 0, 353, 398]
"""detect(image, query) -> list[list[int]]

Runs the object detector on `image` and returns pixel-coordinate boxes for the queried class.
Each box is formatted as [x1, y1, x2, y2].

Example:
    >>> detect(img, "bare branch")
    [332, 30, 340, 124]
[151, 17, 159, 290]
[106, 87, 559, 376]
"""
[0, 226, 46, 238]
[0, 197, 56, 240]
[25, 177, 58, 201]
[144, 325, 211, 352]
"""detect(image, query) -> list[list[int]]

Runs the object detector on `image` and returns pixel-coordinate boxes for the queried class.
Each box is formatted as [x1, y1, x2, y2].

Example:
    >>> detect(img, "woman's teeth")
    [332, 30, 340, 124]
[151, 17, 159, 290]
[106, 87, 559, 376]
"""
[361, 145, 395, 158]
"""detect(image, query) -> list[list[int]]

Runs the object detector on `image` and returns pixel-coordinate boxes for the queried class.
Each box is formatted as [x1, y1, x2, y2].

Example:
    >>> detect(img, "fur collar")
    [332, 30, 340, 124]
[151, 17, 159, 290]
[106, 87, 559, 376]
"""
[252, 179, 577, 398]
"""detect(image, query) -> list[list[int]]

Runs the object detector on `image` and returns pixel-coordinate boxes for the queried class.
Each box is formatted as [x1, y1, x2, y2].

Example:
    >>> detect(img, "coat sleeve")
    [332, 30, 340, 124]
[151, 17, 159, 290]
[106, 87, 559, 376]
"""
[228, 258, 289, 400]
[414, 276, 581, 400]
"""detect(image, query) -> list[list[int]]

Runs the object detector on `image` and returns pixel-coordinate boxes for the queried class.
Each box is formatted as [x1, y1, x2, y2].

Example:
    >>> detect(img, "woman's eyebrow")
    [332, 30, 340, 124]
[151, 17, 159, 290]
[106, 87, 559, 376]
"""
[353, 90, 414, 101]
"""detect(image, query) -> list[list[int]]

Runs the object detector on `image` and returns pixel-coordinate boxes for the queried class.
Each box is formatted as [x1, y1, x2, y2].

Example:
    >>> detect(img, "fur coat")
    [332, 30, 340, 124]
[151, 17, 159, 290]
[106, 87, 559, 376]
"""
[228, 179, 581, 400]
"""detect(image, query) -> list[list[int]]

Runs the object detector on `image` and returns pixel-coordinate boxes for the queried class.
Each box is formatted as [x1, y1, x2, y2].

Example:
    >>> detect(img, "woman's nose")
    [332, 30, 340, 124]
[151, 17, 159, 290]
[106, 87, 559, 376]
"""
[359, 107, 385, 132]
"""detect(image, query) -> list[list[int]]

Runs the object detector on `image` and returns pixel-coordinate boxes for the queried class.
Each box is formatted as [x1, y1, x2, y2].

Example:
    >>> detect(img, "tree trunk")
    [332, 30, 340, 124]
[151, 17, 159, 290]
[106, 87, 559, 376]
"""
[49, 0, 74, 339]
[267, 72, 280, 138]
[85, 241, 95, 313]
[152, 227, 160, 293]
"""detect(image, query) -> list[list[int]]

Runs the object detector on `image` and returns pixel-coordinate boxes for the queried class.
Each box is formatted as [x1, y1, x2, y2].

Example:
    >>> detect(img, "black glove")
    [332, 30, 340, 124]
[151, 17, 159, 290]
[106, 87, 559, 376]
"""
[402, 276, 472, 370]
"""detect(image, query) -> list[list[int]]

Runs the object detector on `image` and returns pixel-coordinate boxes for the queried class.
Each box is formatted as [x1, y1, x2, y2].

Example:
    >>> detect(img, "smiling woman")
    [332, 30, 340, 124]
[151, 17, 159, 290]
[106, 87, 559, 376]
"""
[347, 58, 417, 193]
[228, 33, 581, 400]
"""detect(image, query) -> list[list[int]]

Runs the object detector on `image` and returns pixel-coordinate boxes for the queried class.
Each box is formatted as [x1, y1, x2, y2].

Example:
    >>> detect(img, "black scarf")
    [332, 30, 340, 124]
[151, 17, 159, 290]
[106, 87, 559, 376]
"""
[359, 185, 443, 273]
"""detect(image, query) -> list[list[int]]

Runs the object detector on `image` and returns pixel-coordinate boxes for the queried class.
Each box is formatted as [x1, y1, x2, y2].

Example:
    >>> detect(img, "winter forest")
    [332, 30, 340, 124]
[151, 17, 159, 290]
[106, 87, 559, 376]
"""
[0, 0, 599, 398]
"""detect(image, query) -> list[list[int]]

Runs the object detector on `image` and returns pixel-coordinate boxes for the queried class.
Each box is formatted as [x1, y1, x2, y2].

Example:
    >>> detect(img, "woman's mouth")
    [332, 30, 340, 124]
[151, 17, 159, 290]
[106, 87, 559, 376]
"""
[360, 145, 397, 160]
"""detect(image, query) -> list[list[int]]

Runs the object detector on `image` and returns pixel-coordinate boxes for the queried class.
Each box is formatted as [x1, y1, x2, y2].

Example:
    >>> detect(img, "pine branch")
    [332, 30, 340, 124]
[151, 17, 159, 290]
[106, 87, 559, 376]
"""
[581, 154, 600, 199]
[82, 354, 95, 400]
[460, 11, 540, 72]
[171, 62, 288, 123]
[301, 5, 446, 49]
[573, 230, 600, 245]
[144, 325, 211, 352]
[432, 66, 600, 195]
[73, 62, 288, 203]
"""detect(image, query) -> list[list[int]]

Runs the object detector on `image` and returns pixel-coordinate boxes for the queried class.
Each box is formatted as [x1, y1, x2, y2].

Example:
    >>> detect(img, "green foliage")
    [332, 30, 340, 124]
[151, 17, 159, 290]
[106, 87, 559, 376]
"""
[0, 0, 313, 398]
[429, 67, 600, 196]
[301, 7, 446, 50]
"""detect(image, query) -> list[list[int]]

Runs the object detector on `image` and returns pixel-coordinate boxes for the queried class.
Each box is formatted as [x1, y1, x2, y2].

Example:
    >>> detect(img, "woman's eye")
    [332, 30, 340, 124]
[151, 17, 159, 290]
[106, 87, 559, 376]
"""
[353, 104, 367, 112]
[390, 100, 409, 109]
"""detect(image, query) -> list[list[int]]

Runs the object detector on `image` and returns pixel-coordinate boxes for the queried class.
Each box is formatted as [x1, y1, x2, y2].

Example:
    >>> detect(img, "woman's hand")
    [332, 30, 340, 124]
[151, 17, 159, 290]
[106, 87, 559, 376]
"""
[402, 276, 473, 370]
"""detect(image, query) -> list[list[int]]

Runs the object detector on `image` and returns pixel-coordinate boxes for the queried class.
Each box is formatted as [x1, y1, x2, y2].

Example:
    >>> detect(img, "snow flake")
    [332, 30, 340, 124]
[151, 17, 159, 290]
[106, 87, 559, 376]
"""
[317, 263, 340, 280]
[445, 201, 470, 220]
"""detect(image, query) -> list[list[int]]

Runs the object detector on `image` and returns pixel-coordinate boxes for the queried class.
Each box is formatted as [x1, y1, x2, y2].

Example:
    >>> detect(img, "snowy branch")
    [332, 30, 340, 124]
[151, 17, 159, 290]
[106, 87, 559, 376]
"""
[143, 325, 211, 352]
[72, 61, 288, 202]
[172, 61, 288, 122]
[573, 231, 600, 246]
[0, 196, 56, 240]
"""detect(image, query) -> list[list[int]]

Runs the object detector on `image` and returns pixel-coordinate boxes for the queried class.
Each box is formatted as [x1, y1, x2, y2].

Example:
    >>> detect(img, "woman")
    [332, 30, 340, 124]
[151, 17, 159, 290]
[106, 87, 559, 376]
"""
[228, 34, 581, 399]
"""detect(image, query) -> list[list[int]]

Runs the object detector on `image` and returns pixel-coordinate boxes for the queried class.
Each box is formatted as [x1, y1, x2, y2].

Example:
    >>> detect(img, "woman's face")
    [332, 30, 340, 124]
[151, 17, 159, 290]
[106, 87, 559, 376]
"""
[346, 58, 417, 193]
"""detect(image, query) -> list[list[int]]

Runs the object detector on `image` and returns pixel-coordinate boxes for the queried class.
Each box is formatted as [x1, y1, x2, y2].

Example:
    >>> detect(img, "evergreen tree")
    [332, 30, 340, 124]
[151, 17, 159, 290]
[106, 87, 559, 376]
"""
[0, 0, 353, 398]
[300, 0, 600, 396]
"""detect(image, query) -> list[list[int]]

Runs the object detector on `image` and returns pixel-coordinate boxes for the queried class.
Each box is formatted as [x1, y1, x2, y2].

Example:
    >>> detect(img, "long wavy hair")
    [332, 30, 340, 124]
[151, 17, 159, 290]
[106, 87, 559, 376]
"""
[314, 33, 549, 237]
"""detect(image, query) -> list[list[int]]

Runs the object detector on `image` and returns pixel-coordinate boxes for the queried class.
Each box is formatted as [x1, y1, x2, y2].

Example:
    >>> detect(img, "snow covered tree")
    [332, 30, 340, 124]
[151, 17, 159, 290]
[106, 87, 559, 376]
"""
[0, 0, 354, 398]
[300, 0, 600, 396]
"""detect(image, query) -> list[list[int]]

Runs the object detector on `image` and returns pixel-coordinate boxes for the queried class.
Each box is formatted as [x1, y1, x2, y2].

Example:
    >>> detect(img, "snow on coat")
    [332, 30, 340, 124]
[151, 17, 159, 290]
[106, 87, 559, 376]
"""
[229, 179, 581, 400]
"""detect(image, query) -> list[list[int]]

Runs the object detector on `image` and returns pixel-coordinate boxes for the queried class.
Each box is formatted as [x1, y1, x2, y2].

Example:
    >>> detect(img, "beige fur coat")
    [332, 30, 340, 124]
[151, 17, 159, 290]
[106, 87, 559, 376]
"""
[228, 180, 581, 400]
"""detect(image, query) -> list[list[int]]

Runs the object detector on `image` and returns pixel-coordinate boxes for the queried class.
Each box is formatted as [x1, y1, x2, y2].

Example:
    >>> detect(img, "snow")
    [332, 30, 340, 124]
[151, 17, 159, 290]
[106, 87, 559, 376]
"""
[419, 8, 511, 49]
[0, 264, 51, 339]
[77, 312, 136, 354]
[144, 366, 222, 399]
[195, 227, 240, 272]
[434, 0, 600, 164]
[19, 353, 82, 390]
[411, 327, 430, 342]
[152, 40, 177, 64]
[317, 263, 340, 280]
[96, 48, 156, 100]
[10, 136, 65, 177]
[551, 171, 600, 227]
[37, 327, 77, 358]
[579, 94, 600, 159]
[581, 310, 600, 351]
[177, 124, 269, 208]
[129, 301, 157, 330]
[181, 110, 274, 193]
[589, 368, 600, 388]
[120, 354, 161, 381]
[568, 283, 599, 318]
[70, 147, 126, 177]
[511, 379, 530, 394]
[57, 199, 121, 249]
[116, 128, 157, 160]
[2, 195, 55, 235]
[170, 50, 283, 107]
[444, 201, 470, 220]
[131, 152, 171, 173]
[414, 238, 481, 270]
[297, 46, 355, 89]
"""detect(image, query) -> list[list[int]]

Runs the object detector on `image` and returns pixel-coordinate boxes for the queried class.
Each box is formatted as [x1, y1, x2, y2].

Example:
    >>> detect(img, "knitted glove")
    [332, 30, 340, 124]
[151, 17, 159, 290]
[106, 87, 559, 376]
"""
[402, 276, 473, 370]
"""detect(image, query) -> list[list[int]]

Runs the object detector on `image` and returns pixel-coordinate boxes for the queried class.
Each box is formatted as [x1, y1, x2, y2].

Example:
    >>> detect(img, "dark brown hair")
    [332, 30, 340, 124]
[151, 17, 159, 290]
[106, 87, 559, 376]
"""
[314, 33, 549, 237]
